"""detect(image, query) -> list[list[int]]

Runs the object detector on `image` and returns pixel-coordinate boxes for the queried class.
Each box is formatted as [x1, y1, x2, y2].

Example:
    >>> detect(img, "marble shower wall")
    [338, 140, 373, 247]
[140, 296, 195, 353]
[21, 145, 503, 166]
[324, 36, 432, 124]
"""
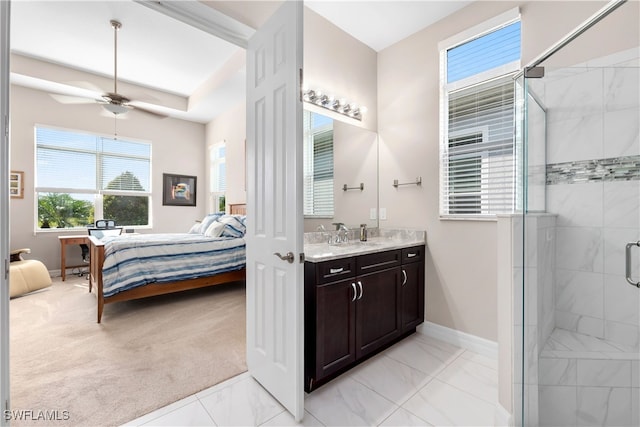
[541, 54, 640, 351]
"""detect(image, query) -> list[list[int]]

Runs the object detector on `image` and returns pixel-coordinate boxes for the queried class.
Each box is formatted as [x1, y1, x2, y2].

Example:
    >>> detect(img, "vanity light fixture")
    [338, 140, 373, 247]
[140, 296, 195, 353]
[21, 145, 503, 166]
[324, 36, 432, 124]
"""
[302, 88, 365, 121]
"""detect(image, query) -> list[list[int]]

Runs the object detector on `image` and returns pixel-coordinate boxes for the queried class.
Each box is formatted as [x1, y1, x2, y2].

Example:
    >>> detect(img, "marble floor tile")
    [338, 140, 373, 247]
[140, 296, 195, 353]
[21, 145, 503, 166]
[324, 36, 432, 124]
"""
[348, 353, 433, 405]
[121, 395, 199, 426]
[384, 335, 463, 377]
[459, 349, 499, 371]
[198, 376, 285, 426]
[402, 378, 496, 426]
[140, 401, 216, 427]
[260, 410, 324, 426]
[304, 376, 398, 426]
[378, 407, 433, 426]
[435, 355, 498, 404]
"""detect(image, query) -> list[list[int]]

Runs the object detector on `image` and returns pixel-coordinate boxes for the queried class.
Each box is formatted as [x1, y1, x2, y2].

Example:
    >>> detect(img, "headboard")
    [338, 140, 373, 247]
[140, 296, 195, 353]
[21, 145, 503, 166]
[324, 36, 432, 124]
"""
[229, 203, 246, 215]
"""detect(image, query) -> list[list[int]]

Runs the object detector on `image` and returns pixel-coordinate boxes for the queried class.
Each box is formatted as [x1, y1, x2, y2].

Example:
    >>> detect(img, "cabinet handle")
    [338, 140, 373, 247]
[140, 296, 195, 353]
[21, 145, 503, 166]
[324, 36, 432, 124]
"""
[402, 269, 407, 286]
[330, 267, 344, 274]
[357, 281, 363, 300]
[351, 283, 357, 302]
[407, 253, 417, 258]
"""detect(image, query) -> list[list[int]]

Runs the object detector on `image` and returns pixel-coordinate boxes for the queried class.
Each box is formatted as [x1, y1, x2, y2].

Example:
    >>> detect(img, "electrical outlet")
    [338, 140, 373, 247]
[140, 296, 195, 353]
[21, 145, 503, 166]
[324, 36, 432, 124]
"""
[370, 208, 377, 220]
[379, 208, 387, 220]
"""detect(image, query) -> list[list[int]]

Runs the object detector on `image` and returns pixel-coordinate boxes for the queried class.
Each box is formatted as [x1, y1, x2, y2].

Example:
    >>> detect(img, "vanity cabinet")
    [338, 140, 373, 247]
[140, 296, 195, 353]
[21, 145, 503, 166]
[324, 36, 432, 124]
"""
[304, 245, 425, 392]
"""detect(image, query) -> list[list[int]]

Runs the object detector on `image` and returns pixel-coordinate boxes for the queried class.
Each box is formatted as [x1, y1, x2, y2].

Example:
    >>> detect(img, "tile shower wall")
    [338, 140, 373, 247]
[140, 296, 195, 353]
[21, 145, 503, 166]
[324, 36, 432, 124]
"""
[544, 61, 640, 351]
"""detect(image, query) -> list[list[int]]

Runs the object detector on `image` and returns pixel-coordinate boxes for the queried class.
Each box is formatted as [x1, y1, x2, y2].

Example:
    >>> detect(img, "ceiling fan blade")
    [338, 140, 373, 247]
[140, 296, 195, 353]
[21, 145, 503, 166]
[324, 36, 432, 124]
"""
[50, 93, 99, 105]
[65, 80, 105, 93]
[130, 104, 168, 119]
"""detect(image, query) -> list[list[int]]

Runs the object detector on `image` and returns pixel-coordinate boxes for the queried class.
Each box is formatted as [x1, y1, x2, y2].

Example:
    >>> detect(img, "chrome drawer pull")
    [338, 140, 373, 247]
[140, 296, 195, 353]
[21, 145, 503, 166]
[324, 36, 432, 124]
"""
[407, 253, 417, 258]
[357, 281, 363, 300]
[402, 269, 407, 286]
[351, 283, 357, 302]
[329, 267, 344, 274]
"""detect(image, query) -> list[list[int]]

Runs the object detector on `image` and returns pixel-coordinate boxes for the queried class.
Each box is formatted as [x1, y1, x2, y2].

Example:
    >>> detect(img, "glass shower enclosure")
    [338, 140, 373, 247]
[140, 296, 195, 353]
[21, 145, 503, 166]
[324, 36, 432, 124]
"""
[517, 0, 639, 425]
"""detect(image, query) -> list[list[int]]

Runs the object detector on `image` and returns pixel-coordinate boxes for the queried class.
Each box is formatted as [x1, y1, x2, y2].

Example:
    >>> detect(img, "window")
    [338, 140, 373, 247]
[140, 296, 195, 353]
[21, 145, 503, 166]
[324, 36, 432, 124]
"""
[303, 111, 334, 217]
[35, 126, 151, 229]
[209, 142, 226, 212]
[439, 12, 521, 217]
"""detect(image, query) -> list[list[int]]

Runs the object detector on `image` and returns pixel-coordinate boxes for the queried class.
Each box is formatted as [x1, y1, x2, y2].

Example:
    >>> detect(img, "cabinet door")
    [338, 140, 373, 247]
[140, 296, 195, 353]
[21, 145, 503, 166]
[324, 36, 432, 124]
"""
[355, 267, 401, 359]
[401, 261, 425, 332]
[315, 279, 357, 380]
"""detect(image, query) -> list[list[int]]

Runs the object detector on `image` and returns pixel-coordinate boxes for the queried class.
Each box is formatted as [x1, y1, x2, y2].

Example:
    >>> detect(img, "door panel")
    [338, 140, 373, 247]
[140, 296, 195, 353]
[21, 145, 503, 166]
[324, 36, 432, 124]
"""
[245, 0, 304, 421]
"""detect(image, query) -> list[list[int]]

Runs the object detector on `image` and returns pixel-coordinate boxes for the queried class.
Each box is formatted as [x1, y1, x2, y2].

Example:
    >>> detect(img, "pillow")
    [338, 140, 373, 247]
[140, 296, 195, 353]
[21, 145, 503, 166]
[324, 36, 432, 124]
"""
[204, 220, 226, 237]
[217, 215, 247, 238]
[199, 213, 224, 234]
[187, 222, 202, 234]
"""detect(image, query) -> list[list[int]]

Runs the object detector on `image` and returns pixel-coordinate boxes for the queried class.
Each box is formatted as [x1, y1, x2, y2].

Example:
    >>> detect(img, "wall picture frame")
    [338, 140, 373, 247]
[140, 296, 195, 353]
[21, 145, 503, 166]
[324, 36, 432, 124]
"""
[10, 171, 24, 199]
[162, 173, 197, 206]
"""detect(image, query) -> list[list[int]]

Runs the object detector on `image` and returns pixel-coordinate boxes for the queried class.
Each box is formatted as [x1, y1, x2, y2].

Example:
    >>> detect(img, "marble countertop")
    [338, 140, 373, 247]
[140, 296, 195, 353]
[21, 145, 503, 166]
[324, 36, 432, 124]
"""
[304, 229, 426, 262]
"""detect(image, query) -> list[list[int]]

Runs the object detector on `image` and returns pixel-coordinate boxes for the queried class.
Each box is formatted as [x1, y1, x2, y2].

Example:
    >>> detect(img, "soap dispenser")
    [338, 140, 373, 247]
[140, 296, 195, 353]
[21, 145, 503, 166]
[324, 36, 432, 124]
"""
[359, 223, 367, 242]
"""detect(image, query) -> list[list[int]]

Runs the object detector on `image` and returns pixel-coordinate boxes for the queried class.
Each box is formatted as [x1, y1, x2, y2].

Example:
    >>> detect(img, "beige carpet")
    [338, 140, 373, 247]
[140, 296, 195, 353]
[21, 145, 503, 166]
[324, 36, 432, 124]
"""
[10, 274, 247, 426]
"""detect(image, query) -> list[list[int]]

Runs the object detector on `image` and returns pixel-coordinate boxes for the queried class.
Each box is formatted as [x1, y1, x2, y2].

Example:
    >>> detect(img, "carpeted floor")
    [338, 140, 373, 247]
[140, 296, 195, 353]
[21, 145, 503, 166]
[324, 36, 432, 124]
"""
[9, 274, 247, 426]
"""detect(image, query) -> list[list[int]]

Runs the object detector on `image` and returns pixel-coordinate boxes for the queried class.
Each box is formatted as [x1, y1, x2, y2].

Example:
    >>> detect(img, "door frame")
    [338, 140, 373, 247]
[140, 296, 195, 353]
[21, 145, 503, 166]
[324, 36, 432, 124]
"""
[1, 0, 11, 423]
[0, 0, 304, 422]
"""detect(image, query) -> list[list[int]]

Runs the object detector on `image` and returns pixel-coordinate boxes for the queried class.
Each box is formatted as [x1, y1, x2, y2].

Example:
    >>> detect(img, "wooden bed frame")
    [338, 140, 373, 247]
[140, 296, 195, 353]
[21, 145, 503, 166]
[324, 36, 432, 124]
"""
[88, 204, 247, 323]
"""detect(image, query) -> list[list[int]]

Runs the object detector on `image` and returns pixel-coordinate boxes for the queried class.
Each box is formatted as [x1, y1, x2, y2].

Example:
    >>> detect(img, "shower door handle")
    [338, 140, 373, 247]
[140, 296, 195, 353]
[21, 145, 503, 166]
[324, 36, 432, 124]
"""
[625, 241, 640, 288]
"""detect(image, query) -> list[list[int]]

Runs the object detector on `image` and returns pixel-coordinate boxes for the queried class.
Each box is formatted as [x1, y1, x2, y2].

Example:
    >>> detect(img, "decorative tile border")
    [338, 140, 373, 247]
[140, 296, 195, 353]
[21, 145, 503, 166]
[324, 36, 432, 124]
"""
[546, 155, 640, 185]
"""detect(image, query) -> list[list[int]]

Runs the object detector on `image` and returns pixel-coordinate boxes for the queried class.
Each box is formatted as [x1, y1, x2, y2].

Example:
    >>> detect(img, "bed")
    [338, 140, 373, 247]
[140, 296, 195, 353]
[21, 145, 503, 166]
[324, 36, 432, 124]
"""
[88, 209, 247, 323]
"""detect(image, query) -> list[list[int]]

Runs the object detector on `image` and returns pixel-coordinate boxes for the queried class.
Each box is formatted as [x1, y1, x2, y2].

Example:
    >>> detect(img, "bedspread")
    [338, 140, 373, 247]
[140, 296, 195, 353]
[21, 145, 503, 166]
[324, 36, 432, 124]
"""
[100, 233, 246, 297]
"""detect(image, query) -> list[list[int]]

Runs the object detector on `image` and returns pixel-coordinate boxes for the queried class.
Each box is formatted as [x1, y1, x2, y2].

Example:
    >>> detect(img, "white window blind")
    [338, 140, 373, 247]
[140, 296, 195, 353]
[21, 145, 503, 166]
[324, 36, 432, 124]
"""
[440, 17, 520, 217]
[35, 126, 151, 228]
[209, 142, 226, 213]
[303, 111, 334, 217]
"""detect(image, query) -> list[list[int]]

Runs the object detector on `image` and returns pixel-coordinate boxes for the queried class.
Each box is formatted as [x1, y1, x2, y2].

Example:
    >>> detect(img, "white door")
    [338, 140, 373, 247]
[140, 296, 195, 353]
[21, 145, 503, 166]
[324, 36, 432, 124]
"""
[245, 0, 304, 422]
[0, 1, 11, 423]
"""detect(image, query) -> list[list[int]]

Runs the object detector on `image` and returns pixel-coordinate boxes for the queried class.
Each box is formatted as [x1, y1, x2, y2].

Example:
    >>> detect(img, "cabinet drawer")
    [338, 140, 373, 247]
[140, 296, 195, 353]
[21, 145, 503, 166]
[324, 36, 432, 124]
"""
[401, 246, 424, 264]
[315, 257, 356, 284]
[357, 250, 401, 275]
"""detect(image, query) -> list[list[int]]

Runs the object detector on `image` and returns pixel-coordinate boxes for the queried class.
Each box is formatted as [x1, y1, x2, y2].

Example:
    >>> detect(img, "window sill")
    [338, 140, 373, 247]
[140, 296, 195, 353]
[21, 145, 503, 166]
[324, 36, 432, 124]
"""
[439, 215, 500, 222]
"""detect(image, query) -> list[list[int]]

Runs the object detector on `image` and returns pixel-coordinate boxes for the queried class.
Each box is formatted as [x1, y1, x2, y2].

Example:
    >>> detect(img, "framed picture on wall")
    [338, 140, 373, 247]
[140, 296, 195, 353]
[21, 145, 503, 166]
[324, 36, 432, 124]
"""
[163, 173, 197, 206]
[10, 171, 24, 199]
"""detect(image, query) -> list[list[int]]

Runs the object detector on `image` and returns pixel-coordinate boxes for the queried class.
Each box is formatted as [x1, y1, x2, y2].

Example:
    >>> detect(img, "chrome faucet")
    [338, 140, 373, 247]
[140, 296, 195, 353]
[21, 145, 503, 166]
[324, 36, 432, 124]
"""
[329, 222, 349, 244]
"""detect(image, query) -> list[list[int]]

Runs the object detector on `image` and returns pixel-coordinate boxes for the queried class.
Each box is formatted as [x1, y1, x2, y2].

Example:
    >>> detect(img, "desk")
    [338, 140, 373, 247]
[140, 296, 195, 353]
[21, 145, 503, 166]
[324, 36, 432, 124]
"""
[58, 235, 90, 281]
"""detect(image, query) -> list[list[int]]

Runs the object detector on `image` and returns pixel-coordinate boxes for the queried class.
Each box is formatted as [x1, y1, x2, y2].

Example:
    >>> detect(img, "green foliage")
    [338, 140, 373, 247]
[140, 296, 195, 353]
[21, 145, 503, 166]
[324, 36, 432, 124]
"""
[103, 171, 148, 226]
[104, 195, 149, 226]
[38, 193, 93, 228]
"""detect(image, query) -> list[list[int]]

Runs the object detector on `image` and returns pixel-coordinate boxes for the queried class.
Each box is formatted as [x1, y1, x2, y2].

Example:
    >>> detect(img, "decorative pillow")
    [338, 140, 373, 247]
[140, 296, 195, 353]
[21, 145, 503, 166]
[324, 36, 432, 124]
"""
[187, 222, 202, 234]
[204, 220, 226, 237]
[199, 213, 223, 234]
[217, 215, 247, 238]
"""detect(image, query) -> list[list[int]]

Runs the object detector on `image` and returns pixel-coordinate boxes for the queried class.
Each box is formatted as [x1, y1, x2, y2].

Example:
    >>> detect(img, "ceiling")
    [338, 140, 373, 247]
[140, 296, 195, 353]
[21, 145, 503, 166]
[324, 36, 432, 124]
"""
[10, 0, 471, 124]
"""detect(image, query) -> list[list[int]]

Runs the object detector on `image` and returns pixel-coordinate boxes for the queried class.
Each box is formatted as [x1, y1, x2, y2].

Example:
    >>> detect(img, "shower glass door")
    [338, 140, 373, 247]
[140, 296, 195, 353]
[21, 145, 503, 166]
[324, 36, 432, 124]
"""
[521, 49, 640, 426]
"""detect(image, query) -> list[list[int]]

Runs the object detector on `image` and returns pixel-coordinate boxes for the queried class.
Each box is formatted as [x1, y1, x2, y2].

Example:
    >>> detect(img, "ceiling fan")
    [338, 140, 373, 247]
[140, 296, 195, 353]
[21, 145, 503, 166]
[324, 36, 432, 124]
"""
[51, 20, 167, 119]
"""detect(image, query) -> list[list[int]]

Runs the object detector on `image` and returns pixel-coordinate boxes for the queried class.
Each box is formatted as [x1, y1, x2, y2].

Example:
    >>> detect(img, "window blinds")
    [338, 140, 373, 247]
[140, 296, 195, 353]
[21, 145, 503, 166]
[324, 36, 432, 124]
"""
[36, 127, 150, 194]
[303, 111, 334, 217]
[441, 76, 516, 215]
[440, 17, 520, 217]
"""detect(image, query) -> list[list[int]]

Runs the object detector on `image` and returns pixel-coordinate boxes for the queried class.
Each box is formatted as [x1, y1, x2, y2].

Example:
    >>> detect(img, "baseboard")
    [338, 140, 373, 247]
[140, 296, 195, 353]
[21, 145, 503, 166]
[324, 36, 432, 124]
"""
[494, 403, 513, 426]
[49, 269, 61, 278]
[417, 321, 498, 358]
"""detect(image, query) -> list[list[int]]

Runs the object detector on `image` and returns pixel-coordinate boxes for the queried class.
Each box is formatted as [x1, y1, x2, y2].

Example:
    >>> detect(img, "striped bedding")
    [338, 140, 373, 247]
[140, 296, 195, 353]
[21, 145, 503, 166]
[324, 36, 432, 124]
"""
[100, 233, 246, 297]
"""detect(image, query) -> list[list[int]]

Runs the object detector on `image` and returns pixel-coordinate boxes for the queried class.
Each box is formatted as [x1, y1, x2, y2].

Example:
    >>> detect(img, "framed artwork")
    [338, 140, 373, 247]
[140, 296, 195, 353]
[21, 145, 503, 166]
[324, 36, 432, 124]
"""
[163, 173, 197, 206]
[10, 171, 24, 199]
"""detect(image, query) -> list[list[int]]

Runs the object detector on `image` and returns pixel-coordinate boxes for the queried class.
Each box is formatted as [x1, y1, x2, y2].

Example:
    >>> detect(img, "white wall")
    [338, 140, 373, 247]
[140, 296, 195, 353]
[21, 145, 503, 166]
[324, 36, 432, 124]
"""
[205, 101, 246, 211]
[9, 84, 207, 270]
[376, 0, 626, 341]
[206, 6, 379, 221]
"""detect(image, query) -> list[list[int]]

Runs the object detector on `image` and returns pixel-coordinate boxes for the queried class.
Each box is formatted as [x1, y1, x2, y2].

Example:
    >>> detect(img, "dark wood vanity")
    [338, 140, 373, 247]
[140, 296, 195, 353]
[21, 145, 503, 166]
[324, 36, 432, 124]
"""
[304, 244, 425, 392]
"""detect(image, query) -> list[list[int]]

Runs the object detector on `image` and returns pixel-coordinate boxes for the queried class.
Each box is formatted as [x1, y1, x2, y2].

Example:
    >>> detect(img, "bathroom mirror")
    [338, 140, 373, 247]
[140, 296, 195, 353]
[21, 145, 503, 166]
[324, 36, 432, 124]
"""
[303, 110, 378, 232]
